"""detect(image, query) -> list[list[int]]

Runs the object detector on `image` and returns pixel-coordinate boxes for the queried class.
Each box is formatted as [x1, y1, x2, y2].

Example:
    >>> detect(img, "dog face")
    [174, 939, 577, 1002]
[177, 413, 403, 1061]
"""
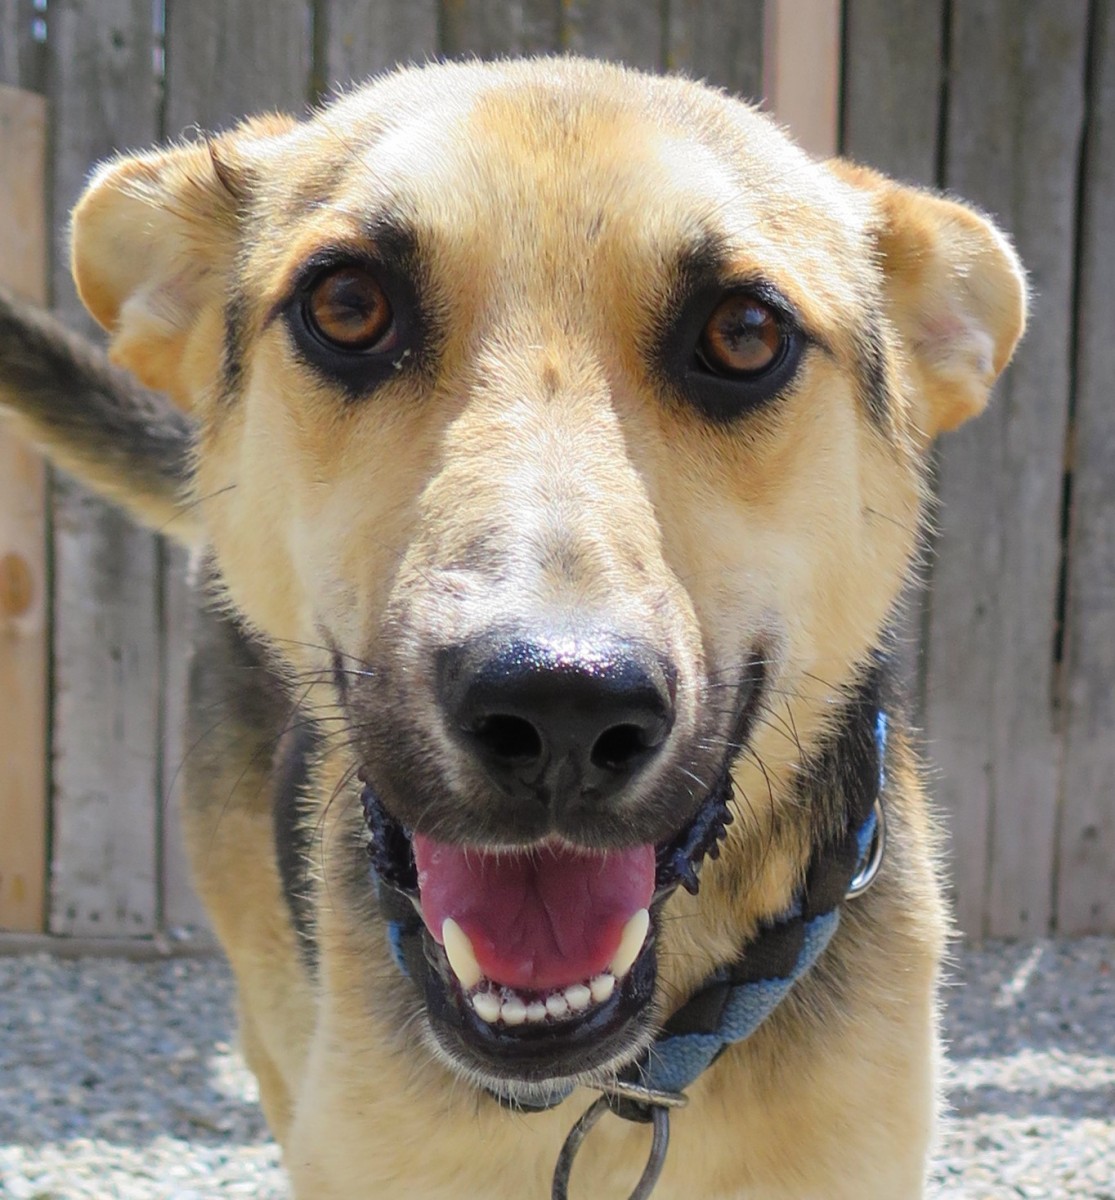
[70, 60, 1024, 1097]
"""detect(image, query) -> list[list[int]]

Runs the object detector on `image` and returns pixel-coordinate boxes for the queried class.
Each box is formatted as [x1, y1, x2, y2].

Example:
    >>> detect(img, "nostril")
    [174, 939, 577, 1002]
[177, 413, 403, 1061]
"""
[470, 714, 543, 764]
[591, 723, 653, 771]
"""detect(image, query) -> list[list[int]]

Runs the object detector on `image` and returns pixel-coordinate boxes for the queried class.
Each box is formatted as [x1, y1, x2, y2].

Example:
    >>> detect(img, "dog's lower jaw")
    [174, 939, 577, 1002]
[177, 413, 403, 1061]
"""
[418, 1018, 658, 1112]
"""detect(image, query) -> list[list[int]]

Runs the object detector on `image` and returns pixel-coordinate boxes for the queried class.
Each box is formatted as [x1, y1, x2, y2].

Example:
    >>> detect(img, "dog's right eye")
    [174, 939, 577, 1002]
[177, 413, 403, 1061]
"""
[304, 267, 396, 353]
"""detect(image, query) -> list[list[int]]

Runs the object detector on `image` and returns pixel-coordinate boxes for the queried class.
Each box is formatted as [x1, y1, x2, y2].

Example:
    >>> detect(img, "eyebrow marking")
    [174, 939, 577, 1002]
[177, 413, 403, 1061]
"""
[855, 312, 892, 428]
[262, 212, 423, 330]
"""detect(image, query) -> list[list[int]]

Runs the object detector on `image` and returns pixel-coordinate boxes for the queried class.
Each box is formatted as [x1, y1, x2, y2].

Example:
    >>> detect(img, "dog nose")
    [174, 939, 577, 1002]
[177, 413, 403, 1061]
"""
[438, 633, 675, 811]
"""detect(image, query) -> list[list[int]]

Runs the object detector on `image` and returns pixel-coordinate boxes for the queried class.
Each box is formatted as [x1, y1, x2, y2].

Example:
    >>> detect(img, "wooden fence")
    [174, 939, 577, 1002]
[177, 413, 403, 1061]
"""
[0, 0, 1111, 949]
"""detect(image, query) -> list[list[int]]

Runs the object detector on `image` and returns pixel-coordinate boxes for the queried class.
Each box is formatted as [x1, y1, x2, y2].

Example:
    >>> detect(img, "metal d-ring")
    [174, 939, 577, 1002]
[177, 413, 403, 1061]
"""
[846, 797, 887, 899]
[552, 1095, 673, 1200]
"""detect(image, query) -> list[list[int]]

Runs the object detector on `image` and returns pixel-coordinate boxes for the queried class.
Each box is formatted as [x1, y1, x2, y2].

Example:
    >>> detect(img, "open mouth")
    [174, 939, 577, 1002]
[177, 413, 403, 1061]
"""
[362, 777, 734, 1089]
[361, 657, 765, 1093]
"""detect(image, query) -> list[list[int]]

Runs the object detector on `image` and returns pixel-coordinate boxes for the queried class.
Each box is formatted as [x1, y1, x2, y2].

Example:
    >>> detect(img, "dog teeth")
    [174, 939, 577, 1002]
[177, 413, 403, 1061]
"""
[565, 983, 591, 1011]
[545, 992, 570, 1019]
[442, 918, 483, 991]
[468, 974, 621, 1025]
[471, 991, 502, 1023]
[500, 996, 527, 1026]
[448, 925, 637, 1027]
[609, 908, 649, 979]
[589, 973, 616, 1003]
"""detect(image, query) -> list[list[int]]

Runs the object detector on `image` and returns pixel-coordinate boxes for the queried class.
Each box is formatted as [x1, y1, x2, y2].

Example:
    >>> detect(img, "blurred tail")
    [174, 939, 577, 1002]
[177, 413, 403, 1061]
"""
[0, 288, 200, 545]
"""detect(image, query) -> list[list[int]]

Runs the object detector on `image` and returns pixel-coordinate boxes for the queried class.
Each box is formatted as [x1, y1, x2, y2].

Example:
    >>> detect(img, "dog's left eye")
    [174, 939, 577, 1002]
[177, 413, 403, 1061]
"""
[304, 266, 397, 353]
[672, 287, 805, 421]
[697, 295, 784, 377]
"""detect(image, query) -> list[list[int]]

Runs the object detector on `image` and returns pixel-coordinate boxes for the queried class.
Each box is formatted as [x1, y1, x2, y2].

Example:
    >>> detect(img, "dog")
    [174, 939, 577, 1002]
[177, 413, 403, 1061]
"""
[0, 57, 1025, 1199]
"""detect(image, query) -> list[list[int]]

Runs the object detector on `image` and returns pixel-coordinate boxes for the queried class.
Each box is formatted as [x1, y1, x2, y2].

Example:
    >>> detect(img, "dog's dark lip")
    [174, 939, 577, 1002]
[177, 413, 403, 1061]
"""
[360, 651, 767, 1081]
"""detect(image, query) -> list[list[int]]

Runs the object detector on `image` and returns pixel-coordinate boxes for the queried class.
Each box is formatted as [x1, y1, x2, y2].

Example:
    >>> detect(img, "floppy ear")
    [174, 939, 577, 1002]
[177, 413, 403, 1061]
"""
[70, 114, 297, 408]
[830, 162, 1027, 444]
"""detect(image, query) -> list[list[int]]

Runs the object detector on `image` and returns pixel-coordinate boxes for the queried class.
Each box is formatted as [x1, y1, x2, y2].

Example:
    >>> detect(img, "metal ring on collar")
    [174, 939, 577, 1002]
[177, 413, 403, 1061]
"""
[601, 1080, 689, 1111]
[552, 1095, 671, 1200]
[845, 797, 887, 899]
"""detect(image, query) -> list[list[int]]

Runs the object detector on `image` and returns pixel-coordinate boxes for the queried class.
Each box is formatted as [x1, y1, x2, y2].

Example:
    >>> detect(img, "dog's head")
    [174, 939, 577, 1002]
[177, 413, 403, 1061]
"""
[70, 60, 1024, 1098]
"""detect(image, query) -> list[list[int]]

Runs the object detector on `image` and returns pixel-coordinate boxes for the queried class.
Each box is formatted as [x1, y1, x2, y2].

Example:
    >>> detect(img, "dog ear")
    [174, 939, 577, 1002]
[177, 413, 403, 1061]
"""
[830, 161, 1027, 444]
[70, 114, 296, 408]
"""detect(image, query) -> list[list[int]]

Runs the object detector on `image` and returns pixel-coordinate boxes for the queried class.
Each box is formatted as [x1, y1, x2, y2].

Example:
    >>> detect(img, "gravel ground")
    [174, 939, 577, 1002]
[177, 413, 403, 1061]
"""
[1, 938, 1112, 1198]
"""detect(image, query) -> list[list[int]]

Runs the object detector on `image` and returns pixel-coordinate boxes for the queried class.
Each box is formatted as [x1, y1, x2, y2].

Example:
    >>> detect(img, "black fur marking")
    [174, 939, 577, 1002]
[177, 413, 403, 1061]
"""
[273, 720, 320, 971]
[221, 291, 249, 402]
[857, 314, 892, 428]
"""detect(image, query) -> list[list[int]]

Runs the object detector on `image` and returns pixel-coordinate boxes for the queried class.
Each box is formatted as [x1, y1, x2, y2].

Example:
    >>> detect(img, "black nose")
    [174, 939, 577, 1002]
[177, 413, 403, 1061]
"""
[438, 632, 675, 812]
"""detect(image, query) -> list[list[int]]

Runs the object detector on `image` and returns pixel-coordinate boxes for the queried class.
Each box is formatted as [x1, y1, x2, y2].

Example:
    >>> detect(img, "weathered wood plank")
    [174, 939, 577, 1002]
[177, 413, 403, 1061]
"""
[841, 1, 944, 724]
[0, 0, 45, 93]
[163, 0, 312, 135]
[0, 4, 18, 83]
[761, 0, 841, 157]
[927, 1, 1088, 937]
[841, 0, 943, 185]
[47, 0, 163, 938]
[441, 0, 562, 57]
[666, 0, 764, 100]
[0, 83, 48, 933]
[158, 0, 316, 940]
[317, 0, 439, 88]
[1057, 0, 1115, 934]
[563, 0, 662, 68]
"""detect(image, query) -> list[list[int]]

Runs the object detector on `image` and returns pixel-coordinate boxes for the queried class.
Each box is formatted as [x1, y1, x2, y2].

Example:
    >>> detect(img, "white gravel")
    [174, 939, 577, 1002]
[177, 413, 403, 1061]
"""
[1, 938, 1112, 1198]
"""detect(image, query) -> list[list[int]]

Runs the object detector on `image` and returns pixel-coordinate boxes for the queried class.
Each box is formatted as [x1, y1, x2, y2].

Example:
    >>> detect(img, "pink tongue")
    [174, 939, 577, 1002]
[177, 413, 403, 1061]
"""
[414, 836, 655, 991]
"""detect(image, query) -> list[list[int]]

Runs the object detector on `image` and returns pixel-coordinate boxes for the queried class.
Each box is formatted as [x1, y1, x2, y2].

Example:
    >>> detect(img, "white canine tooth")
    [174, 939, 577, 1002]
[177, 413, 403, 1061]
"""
[471, 991, 501, 1023]
[501, 996, 527, 1026]
[565, 984, 591, 1012]
[545, 993, 569, 1019]
[589, 974, 616, 1004]
[526, 1001, 548, 1023]
[609, 909, 650, 979]
[442, 918, 483, 991]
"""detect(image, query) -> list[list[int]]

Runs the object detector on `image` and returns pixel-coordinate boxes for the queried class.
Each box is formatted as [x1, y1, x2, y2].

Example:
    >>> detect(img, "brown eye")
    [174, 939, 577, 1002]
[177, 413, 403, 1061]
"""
[305, 266, 394, 351]
[698, 295, 784, 376]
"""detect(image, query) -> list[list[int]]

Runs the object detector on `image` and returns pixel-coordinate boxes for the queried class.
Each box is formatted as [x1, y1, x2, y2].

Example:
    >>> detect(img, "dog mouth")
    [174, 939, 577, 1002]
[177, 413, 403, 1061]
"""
[360, 657, 765, 1093]
[362, 779, 734, 1090]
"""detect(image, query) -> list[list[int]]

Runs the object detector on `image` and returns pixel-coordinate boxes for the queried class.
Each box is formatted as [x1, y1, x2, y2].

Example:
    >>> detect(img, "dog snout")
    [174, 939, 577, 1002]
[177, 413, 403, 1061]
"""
[437, 631, 675, 817]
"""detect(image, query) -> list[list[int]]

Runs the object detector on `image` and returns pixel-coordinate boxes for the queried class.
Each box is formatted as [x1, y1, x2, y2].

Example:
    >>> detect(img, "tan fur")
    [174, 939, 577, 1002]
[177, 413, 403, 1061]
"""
[58, 59, 1027, 1198]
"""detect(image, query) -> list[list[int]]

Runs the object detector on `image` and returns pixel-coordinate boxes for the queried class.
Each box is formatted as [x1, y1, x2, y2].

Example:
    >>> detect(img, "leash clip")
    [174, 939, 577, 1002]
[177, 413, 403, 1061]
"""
[551, 1085, 686, 1200]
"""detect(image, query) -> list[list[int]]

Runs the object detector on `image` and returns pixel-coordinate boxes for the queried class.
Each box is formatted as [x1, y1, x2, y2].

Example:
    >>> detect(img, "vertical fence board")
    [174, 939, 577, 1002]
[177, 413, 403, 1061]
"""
[762, 0, 841, 157]
[1058, 0, 1115, 934]
[563, 1, 663, 68]
[841, 0, 943, 186]
[441, 0, 562, 57]
[0, 5, 18, 82]
[841, 1, 944, 724]
[666, 0, 764, 100]
[0, 82, 48, 933]
[0, 0, 44, 92]
[164, 0, 312, 135]
[158, 0, 314, 940]
[47, 0, 162, 938]
[318, 0, 438, 87]
[927, 2, 1088, 937]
